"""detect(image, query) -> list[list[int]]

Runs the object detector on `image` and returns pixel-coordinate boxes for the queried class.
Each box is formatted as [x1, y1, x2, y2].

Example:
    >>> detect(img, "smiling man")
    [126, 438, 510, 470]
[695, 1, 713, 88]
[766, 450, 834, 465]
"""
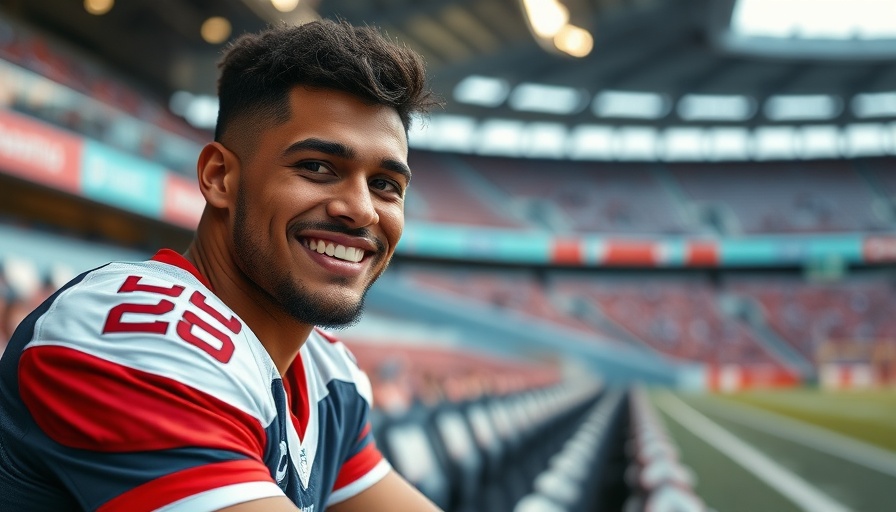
[0, 20, 440, 512]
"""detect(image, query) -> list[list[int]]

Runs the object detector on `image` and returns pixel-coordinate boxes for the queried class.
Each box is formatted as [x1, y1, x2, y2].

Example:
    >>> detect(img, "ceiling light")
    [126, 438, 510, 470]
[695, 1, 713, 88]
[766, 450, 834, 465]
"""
[615, 127, 658, 161]
[593, 90, 670, 119]
[477, 119, 524, 156]
[521, 0, 569, 38]
[764, 94, 842, 121]
[509, 83, 586, 114]
[522, 123, 568, 158]
[799, 125, 841, 159]
[852, 91, 896, 118]
[662, 127, 705, 161]
[453, 75, 510, 107]
[677, 94, 755, 121]
[271, 0, 300, 13]
[84, 0, 113, 15]
[706, 128, 750, 161]
[201, 16, 232, 44]
[568, 125, 614, 160]
[843, 123, 891, 157]
[421, 115, 477, 153]
[754, 126, 797, 160]
[553, 24, 593, 58]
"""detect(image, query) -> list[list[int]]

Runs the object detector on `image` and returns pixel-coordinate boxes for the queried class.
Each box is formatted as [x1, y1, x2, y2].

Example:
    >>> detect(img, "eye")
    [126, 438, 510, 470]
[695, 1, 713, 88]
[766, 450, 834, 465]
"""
[370, 178, 403, 196]
[295, 161, 329, 174]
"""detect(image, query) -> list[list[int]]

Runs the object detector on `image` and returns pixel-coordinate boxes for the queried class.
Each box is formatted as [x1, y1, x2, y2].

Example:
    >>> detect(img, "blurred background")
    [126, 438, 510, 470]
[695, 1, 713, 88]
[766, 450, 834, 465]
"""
[1, 0, 896, 510]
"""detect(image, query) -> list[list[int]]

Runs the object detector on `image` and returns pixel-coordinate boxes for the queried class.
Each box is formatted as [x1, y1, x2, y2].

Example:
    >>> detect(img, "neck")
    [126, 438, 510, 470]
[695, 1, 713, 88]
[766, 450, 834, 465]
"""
[184, 216, 312, 376]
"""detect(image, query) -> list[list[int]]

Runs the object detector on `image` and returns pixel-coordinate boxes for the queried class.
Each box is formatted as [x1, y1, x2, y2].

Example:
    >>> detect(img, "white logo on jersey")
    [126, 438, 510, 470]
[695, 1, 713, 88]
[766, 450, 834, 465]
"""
[276, 440, 289, 483]
[298, 447, 311, 489]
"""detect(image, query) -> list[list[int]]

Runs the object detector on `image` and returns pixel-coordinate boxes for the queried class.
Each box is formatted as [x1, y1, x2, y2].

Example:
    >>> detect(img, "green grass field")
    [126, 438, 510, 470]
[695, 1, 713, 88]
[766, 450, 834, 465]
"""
[716, 389, 896, 453]
[652, 388, 896, 512]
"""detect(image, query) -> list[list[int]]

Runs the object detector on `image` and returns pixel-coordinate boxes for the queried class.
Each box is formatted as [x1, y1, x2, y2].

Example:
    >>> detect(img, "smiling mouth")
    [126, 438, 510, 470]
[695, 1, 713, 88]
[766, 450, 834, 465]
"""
[302, 238, 366, 263]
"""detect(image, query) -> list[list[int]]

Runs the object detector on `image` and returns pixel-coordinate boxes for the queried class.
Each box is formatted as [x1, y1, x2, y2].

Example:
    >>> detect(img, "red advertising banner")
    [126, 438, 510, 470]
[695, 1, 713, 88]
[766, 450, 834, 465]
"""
[603, 240, 659, 266]
[0, 109, 82, 193]
[863, 235, 896, 263]
[162, 173, 204, 230]
[685, 241, 719, 267]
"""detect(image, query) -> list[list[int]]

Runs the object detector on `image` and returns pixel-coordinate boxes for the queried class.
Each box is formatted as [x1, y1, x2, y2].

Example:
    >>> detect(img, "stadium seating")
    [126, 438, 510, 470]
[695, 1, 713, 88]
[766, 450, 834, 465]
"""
[405, 152, 531, 229]
[401, 152, 896, 236]
[727, 275, 896, 363]
[623, 387, 706, 512]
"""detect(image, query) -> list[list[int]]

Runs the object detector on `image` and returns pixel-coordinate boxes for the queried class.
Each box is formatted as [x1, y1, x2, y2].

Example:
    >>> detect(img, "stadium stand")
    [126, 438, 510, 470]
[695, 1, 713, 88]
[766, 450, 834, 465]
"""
[457, 155, 693, 235]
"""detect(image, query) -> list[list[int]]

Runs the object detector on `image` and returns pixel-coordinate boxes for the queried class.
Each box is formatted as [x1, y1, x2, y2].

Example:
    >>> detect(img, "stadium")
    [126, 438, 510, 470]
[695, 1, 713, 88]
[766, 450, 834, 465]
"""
[1, 0, 895, 510]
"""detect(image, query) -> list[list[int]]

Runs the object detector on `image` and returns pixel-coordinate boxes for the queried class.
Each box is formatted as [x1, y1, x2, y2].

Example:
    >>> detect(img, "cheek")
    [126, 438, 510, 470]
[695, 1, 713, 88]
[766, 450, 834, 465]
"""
[379, 205, 404, 247]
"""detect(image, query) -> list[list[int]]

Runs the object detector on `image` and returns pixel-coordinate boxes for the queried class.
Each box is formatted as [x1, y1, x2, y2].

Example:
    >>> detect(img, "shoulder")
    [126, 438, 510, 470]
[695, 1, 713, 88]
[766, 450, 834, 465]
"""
[303, 328, 373, 405]
[22, 260, 278, 427]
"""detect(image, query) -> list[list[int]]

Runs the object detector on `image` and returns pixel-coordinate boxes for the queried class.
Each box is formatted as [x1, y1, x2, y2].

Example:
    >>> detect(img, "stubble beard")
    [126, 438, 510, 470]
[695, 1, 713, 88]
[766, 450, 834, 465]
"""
[233, 190, 382, 329]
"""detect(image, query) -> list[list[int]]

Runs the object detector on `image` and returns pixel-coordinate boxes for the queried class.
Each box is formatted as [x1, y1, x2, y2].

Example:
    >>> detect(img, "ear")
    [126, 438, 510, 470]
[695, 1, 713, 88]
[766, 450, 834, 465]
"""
[196, 142, 239, 210]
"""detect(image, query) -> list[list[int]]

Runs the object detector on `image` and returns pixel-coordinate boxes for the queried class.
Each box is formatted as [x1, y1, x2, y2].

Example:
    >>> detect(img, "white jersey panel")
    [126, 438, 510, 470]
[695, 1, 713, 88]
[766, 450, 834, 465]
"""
[25, 261, 279, 426]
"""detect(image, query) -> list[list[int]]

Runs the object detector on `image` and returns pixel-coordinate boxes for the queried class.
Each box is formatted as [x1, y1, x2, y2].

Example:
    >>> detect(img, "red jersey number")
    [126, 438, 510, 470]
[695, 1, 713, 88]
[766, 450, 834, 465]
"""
[102, 275, 242, 364]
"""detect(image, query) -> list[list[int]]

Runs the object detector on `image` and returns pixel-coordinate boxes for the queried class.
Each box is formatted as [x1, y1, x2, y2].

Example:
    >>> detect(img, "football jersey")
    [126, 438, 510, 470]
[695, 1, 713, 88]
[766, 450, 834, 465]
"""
[0, 249, 389, 511]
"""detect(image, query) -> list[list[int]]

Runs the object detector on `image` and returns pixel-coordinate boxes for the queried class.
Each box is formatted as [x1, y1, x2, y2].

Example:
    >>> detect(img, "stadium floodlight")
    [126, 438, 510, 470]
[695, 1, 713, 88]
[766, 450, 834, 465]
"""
[798, 125, 842, 159]
[476, 119, 524, 156]
[615, 127, 659, 161]
[568, 125, 615, 160]
[764, 94, 842, 121]
[754, 126, 798, 160]
[843, 123, 891, 157]
[593, 90, 670, 120]
[521, 0, 569, 38]
[201, 16, 232, 44]
[453, 75, 510, 108]
[852, 92, 896, 118]
[553, 24, 593, 58]
[509, 83, 588, 115]
[271, 0, 300, 13]
[522, 122, 569, 159]
[84, 0, 113, 15]
[662, 127, 705, 161]
[415, 114, 477, 153]
[706, 127, 750, 161]
[677, 94, 756, 121]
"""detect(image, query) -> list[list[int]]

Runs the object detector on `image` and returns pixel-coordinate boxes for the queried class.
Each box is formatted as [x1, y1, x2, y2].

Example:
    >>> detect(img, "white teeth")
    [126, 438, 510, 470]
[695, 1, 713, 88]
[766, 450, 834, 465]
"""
[306, 238, 364, 262]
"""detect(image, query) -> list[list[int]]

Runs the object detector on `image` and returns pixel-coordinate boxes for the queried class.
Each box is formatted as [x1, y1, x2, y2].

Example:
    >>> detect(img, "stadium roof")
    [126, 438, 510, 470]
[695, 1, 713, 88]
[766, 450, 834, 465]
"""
[7, 0, 896, 159]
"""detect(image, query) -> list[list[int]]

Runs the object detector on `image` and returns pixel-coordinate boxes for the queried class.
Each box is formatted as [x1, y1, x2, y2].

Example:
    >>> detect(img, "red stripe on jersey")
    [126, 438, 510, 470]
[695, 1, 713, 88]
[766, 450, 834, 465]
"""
[152, 249, 213, 291]
[283, 356, 310, 442]
[98, 458, 275, 512]
[332, 438, 383, 491]
[19, 345, 265, 456]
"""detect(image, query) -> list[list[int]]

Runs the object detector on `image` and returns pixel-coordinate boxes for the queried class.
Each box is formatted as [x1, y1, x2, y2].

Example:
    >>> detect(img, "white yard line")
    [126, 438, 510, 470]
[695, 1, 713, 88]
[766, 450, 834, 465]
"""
[654, 391, 853, 512]
[698, 395, 896, 478]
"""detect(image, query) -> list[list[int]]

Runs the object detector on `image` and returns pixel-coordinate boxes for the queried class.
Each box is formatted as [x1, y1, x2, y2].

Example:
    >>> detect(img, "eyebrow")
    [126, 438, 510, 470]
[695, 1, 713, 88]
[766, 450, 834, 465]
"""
[283, 137, 412, 182]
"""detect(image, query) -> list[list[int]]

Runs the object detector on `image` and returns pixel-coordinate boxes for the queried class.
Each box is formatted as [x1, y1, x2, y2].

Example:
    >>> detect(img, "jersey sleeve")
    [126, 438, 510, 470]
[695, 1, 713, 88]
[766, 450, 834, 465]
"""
[314, 332, 391, 505]
[17, 267, 284, 512]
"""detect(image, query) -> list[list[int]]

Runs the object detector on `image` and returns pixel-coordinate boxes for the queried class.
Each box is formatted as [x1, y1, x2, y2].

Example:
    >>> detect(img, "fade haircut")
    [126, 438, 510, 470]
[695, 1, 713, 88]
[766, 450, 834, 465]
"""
[214, 19, 436, 152]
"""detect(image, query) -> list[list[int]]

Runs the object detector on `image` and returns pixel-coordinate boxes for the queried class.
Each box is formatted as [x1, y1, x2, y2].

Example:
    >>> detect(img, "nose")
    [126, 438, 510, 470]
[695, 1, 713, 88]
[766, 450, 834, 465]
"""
[325, 176, 380, 228]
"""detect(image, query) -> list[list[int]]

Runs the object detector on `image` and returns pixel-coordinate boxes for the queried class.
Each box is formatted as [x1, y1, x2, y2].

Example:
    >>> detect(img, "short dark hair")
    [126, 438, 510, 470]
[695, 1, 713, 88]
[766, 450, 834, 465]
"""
[214, 19, 437, 147]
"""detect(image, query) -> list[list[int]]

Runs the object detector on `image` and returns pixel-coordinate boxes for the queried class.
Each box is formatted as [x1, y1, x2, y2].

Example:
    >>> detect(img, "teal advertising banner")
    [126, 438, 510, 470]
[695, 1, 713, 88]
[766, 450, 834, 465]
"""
[80, 140, 166, 218]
